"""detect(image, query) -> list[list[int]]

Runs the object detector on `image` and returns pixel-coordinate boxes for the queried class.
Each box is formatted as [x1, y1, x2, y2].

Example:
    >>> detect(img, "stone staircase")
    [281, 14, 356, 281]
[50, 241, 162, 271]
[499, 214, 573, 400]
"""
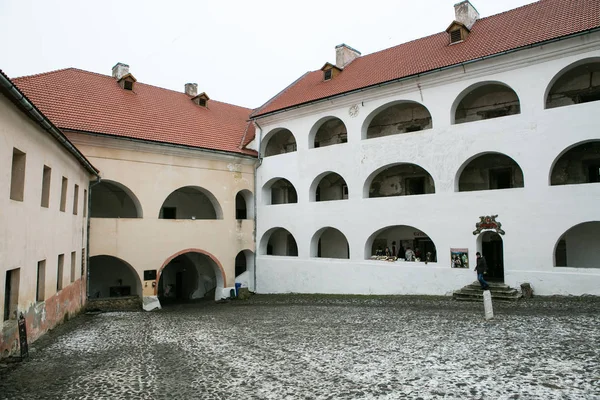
[453, 281, 521, 302]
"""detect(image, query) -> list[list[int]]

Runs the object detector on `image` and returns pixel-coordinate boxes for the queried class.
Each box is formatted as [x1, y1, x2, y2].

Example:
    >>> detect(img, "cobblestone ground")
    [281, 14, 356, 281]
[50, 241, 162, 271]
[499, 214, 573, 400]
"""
[0, 295, 599, 400]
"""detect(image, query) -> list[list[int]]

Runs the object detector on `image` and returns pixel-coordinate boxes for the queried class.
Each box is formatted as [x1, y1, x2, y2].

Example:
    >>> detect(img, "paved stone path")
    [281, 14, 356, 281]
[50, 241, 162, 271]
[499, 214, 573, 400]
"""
[0, 296, 599, 400]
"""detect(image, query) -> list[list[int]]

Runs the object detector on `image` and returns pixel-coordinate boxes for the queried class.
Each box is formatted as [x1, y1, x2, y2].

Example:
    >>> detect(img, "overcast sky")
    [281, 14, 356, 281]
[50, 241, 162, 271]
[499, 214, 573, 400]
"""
[0, 0, 537, 109]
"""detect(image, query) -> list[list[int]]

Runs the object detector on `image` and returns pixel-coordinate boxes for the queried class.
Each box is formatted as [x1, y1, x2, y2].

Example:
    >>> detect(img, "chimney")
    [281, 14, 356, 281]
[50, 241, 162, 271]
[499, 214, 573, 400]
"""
[335, 44, 361, 69]
[185, 83, 198, 97]
[454, 1, 479, 30]
[112, 62, 130, 80]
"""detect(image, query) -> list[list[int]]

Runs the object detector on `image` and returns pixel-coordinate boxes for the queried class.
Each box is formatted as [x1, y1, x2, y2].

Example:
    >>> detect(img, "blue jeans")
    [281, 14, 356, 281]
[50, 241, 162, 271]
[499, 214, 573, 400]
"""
[477, 273, 490, 289]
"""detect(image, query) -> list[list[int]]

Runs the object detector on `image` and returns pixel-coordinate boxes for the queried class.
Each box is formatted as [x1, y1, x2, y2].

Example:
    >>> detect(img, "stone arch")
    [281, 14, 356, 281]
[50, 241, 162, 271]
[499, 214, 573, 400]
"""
[309, 116, 348, 149]
[90, 180, 143, 218]
[456, 152, 524, 192]
[262, 177, 298, 205]
[452, 81, 520, 124]
[362, 101, 432, 140]
[364, 225, 437, 262]
[309, 171, 349, 202]
[550, 140, 600, 186]
[262, 128, 297, 157]
[545, 58, 600, 109]
[89, 255, 142, 298]
[159, 186, 223, 219]
[259, 227, 298, 256]
[310, 227, 350, 259]
[553, 221, 600, 268]
[157, 248, 226, 301]
[363, 163, 435, 198]
[235, 189, 254, 219]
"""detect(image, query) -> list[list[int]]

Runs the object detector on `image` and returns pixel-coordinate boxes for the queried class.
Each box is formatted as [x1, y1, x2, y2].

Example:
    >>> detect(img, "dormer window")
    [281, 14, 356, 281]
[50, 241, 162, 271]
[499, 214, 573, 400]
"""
[324, 69, 332, 81]
[117, 73, 137, 91]
[123, 80, 133, 90]
[320, 62, 342, 82]
[192, 92, 210, 108]
[446, 21, 469, 44]
[450, 29, 462, 43]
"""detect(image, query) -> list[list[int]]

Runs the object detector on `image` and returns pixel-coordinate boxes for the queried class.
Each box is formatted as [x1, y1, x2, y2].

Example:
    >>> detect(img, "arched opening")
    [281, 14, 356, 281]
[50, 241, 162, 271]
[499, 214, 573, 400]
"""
[158, 251, 223, 303]
[263, 128, 297, 157]
[90, 180, 142, 218]
[476, 231, 504, 282]
[262, 178, 298, 205]
[365, 225, 437, 262]
[311, 227, 349, 259]
[235, 189, 254, 219]
[310, 117, 348, 148]
[453, 82, 520, 124]
[365, 163, 435, 198]
[554, 222, 600, 268]
[457, 153, 524, 192]
[310, 172, 348, 202]
[234, 249, 254, 287]
[159, 186, 223, 219]
[89, 255, 142, 298]
[259, 228, 298, 256]
[364, 101, 432, 139]
[550, 141, 600, 185]
[546, 60, 600, 109]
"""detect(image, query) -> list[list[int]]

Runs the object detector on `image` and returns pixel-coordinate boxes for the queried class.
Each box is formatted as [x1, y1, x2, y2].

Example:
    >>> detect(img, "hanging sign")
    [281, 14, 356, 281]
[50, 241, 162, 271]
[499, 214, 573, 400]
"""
[473, 215, 505, 235]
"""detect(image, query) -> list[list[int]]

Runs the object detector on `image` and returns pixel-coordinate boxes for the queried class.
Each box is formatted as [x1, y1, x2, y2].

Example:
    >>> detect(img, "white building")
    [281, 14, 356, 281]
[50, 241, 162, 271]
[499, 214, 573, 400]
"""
[249, 0, 600, 296]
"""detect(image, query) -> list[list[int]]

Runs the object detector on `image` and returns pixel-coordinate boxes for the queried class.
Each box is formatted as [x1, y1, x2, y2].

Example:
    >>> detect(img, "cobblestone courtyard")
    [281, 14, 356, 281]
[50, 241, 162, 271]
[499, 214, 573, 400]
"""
[0, 295, 599, 400]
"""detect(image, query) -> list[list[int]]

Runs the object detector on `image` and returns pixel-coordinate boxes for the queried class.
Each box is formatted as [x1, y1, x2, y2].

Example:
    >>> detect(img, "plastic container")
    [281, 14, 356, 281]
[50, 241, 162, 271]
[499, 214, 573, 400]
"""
[235, 283, 242, 297]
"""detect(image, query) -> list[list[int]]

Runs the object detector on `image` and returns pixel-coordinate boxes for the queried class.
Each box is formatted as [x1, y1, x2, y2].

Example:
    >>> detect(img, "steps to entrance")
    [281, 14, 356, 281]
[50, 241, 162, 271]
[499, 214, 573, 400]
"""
[453, 281, 521, 302]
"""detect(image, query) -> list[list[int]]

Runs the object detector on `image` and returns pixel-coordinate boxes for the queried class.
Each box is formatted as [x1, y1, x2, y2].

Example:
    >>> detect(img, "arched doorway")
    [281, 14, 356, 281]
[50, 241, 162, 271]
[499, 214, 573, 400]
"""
[235, 190, 254, 219]
[260, 228, 298, 256]
[477, 231, 504, 282]
[234, 250, 254, 288]
[89, 255, 142, 298]
[311, 227, 349, 259]
[157, 250, 224, 304]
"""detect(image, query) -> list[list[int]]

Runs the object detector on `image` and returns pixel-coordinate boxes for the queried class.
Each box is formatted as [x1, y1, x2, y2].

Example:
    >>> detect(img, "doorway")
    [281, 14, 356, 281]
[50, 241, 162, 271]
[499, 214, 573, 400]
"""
[4, 269, 20, 321]
[480, 231, 504, 282]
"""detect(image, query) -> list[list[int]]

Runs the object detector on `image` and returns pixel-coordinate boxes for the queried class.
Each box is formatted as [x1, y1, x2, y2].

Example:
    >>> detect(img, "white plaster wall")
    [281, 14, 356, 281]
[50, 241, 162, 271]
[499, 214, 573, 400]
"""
[254, 34, 600, 296]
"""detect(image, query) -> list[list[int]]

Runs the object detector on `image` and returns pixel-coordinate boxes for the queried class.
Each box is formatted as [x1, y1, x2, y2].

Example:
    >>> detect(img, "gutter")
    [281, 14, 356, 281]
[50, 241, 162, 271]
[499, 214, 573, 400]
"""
[252, 121, 263, 293]
[252, 27, 600, 119]
[0, 71, 99, 176]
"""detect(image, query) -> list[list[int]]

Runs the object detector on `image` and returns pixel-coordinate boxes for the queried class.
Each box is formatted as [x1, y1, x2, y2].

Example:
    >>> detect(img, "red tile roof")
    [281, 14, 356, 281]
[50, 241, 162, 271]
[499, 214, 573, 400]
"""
[253, 0, 600, 117]
[13, 68, 256, 156]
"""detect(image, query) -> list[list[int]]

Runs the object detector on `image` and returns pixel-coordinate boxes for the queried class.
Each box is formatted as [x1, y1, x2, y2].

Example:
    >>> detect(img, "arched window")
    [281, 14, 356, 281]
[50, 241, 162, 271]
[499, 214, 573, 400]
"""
[235, 190, 254, 219]
[551, 141, 600, 185]
[457, 153, 524, 192]
[260, 228, 298, 256]
[262, 178, 298, 205]
[546, 60, 600, 109]
[263, 128, 297, 157]
[364, 101, 432, 139]
[453, 82, 520, 124]
[310, 172, 348, 202]
[89, 255, 142, 298]
[364, 163, 435, 198]
[554, 222, 600, 268]
[90, 180, 143, 218]
[310, 117, 348, 148]
[365, 225, 436, 262]
[159, 186, 223, 219]
[310, 227, 349, 259]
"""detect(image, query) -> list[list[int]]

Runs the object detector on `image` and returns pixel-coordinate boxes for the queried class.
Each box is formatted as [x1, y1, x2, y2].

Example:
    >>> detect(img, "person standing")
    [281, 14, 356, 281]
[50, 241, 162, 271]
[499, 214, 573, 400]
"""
[475, 252, 490, 290]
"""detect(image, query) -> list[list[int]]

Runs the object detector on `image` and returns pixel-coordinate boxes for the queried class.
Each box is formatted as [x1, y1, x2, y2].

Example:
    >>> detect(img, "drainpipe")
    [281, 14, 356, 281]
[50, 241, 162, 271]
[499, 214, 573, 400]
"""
[86, 176, 102, 300]
[253, 120, 263, 293]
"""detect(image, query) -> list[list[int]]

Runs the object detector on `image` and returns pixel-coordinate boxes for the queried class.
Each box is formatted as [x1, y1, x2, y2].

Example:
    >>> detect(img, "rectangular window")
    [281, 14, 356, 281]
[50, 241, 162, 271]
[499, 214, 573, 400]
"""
[10, 148, 26, 201]
[41, 165, 51, 207]
[73, 184, 79, 215]
[57, 254, 64, 291]
[81, 248, 85, 278]
[70, 251, 76, 283]
[37, 260, 46, 302]
[4, 268, 20, 321]
[83, 189, 88, 217]
[60, 177, 68, 212]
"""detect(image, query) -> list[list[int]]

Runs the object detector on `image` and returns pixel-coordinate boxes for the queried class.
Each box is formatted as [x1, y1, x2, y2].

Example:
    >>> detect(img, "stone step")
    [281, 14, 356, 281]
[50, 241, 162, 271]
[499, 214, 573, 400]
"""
[454, 293, 521, 302]
[453, 281, 521, 302]
[459, 287, 518, 295]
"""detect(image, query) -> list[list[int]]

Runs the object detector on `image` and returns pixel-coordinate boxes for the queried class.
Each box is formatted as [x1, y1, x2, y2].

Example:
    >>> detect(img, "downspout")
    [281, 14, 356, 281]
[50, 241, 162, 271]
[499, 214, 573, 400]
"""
[86, 176, 102, 300]
[253, 120, 263, 293]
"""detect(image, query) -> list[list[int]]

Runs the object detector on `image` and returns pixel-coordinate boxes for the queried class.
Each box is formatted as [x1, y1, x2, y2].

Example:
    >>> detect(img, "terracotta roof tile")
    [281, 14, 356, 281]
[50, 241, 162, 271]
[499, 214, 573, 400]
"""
[253, 0, 600, 117]
[13, 68, 256, 156]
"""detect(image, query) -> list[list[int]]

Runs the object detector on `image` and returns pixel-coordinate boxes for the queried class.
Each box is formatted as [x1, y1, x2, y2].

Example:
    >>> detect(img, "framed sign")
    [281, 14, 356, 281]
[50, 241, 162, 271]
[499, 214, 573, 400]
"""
[451, 248, 469, 268]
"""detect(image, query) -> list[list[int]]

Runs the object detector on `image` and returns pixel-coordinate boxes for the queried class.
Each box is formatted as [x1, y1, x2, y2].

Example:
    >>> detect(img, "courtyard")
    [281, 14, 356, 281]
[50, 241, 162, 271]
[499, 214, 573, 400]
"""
[0, 295, 599, 400]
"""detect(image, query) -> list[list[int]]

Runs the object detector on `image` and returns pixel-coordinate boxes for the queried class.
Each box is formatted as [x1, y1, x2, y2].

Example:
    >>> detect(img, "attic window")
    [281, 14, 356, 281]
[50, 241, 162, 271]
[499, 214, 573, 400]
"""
[192, 92, 210, 107]
[324, 69, 332, 81]
[450, 29, 462, 43]
[123, 80, 133, 90]
[198, 98, 207, 107]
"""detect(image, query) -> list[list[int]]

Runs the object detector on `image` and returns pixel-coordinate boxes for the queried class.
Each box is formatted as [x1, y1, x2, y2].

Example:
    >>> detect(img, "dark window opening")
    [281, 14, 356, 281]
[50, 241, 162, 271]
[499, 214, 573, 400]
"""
[287, 234, 298, 256]
[578, 91, 600, 104]
[314, 141, 320, 148]
[162, 207, 176, 219]
[555, 239, 567, 267]
[405, 125, 422, 133]
[144, 270, 157, 280]
[479, 107, 512, 120]
[405, 177, 426, 195]
[450, 29, 462, 43]
[315, 186, 321, 202]
[324, 69, 332, 81]
[123, 80, 133, 90]
[317, 239, 322, 258]
[339, 133, 347, 143]
[199, 98, 207, 107]
[587, 163, 600, 183]
[490, 168, 512, 189]
[266, 244, 274, 255]
[235, 253, 247, 277]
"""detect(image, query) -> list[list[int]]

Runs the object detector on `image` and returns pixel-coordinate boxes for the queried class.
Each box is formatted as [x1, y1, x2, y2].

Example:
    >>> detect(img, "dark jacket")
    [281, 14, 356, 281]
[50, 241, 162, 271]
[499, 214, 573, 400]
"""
[475, 256, 488, 273]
